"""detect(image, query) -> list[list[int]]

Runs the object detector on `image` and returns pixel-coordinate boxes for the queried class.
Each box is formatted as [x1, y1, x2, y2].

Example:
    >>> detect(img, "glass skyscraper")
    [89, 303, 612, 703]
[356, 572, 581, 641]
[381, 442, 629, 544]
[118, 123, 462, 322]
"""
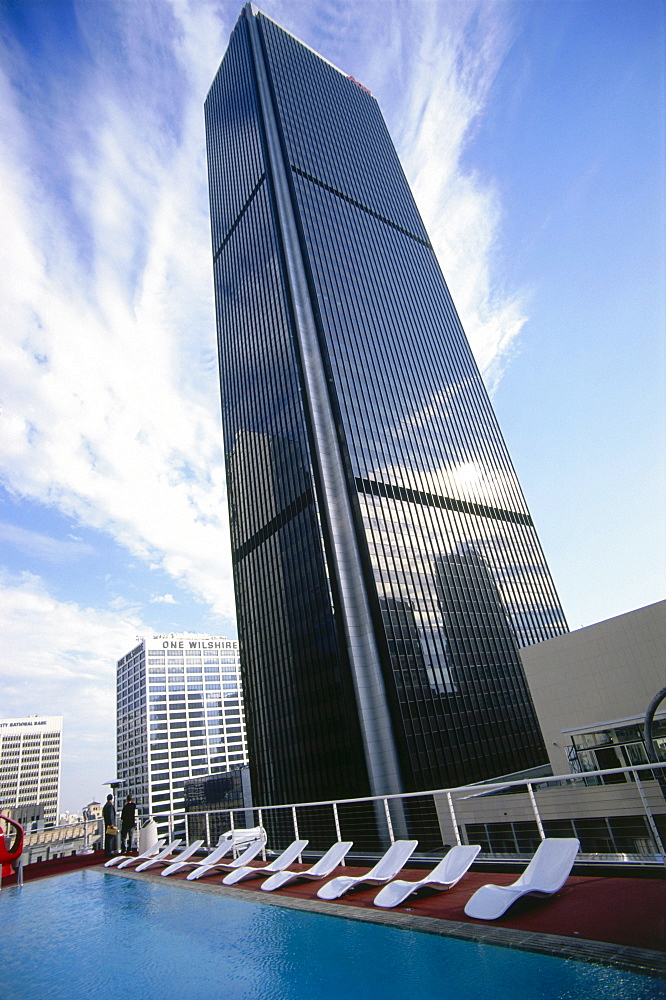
[205, 5, 567, 808]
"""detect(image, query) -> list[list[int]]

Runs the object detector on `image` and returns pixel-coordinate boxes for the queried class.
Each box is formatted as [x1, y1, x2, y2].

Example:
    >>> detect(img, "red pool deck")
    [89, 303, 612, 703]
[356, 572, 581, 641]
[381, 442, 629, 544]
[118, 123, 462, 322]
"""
[146, 861, 665, 954]
[7, 852, 665, 974]
[279, 864, 665, 952]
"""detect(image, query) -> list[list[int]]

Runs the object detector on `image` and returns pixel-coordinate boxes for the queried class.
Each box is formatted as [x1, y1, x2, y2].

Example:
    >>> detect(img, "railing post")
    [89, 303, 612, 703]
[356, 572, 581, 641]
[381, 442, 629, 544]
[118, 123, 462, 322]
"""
[447, 792, 461, 846]
[228, 809, 236, 856]
[185, 812, 190, 845]
[332, 802, 344, 865]
[383, 798, 395, 844]
[258, 809, 266, 861]
[292, 806, 302, 863]
[205, 812, 211, 849]
[632, 768, 666, 864]
[527, 783, 545, 841]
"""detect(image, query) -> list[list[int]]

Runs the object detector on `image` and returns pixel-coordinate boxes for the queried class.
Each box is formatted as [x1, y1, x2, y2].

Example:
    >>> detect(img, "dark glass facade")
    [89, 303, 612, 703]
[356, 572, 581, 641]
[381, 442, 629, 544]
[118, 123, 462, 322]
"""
[184, 766, 252, 842]
[205, 5, 568, 807]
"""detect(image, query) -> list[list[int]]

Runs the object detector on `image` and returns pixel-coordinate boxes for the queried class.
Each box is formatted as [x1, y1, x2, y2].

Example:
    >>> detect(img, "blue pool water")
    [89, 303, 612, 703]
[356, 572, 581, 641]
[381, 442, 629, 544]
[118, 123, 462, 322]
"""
[0, 870, 660, 1000]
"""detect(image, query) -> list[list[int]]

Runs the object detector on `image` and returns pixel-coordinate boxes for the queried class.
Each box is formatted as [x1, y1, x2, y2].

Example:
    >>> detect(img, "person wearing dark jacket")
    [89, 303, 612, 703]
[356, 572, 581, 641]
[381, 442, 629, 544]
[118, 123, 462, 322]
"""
[120, 794, 137, 853]
[102, 794, 117, 857]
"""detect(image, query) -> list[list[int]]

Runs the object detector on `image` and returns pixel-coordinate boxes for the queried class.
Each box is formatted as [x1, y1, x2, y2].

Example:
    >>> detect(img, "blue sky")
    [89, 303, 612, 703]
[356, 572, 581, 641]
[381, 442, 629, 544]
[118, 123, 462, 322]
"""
[0, 0, 663, 813]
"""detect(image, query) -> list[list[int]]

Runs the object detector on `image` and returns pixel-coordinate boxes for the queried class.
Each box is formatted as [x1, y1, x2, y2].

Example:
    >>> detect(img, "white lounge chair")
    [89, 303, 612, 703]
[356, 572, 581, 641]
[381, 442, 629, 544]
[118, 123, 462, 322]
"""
[317, 840, 418, 901]
[116, 838, 181, 869]
[186, 838, 267, 881]
[373, 844, 480, 908]
[161, 837, 237, 877]
[104, 838, 165, 868]
[222, 840, 309, 886]
[464, 838, 580, 920]
[261, 841, 353, 892]
[135, 839, 204, 872]
[220, 826, 266, 852]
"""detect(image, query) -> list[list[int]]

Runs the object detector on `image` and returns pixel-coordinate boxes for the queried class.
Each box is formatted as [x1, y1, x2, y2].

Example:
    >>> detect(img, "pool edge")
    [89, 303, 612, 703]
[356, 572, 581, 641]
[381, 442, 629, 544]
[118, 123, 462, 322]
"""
[100, 866, 665, 979]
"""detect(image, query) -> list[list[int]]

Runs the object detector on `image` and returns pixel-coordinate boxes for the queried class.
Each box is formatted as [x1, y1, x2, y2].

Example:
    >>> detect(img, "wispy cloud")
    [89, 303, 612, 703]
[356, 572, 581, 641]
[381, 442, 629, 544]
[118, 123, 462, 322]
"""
[0, 521, 94, 562]
[0, 1, 234, 619]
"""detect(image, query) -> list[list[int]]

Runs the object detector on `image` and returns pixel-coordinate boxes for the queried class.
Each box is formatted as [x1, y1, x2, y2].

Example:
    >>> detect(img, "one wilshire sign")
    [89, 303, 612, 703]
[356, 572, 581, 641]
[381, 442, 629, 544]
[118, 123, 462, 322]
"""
[205, 5, 567, 807]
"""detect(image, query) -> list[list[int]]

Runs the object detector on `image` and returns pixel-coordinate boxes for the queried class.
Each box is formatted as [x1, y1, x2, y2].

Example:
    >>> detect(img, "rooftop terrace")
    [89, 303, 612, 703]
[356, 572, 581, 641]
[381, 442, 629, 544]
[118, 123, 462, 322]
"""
[3, 763, 664, 979]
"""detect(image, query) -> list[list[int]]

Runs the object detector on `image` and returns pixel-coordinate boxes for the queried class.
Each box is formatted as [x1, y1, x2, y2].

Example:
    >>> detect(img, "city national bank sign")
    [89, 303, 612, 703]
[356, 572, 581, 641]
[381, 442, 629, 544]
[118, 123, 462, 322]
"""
[0, 717, 50, 729]
[151, 634, 238, 650]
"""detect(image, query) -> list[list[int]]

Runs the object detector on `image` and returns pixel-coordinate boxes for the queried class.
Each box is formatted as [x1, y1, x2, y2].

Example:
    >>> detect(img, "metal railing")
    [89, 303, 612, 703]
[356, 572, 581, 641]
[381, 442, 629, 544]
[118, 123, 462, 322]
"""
[153, 762, 666, 867]
[0, 818, 102, 865]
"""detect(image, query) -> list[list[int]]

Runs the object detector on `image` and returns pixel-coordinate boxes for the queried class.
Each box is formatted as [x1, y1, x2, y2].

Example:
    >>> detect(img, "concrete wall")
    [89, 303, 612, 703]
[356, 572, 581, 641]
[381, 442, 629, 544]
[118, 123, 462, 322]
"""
[519, 600, 665, 774]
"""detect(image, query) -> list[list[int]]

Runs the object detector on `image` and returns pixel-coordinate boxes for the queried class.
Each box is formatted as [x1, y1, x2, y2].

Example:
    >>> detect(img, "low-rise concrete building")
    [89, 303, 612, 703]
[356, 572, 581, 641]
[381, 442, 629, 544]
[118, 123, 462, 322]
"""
[435, 603, 666, 858]
[520, 600, 665, 776]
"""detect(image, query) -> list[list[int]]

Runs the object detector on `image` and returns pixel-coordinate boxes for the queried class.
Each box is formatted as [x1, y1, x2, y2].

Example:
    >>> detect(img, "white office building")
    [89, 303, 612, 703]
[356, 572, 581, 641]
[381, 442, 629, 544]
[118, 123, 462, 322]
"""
[0, 715, 62, 827]
[116, 634, 248, 835]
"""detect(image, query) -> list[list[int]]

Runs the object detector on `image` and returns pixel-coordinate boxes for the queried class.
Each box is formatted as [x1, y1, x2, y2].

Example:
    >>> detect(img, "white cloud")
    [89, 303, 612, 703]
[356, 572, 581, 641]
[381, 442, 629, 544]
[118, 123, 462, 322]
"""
[0, 569, 147, 810]
[150, 593, 178, 605]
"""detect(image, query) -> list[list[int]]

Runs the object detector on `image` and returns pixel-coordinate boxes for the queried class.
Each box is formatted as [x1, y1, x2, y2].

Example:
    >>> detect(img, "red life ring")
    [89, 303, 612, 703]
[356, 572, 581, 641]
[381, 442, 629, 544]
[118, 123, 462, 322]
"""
[0, 815, 25, 877]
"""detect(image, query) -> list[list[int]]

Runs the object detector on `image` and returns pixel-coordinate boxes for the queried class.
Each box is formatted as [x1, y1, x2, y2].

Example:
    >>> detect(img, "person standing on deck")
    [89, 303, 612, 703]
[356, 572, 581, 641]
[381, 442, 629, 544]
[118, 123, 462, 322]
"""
[120, 794, 137, 853]
[102, 794, 117, 857]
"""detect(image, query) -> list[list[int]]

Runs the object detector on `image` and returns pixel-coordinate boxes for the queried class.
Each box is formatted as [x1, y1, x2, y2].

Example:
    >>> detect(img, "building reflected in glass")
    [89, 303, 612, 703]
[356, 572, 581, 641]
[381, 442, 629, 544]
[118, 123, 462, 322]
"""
[205, 5, 568, 807]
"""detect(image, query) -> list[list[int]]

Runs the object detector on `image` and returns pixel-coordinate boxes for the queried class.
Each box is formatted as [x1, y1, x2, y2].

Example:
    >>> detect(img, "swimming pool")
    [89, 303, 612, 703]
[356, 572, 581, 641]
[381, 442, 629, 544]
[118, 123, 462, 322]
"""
[0, 870, 660, 999]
